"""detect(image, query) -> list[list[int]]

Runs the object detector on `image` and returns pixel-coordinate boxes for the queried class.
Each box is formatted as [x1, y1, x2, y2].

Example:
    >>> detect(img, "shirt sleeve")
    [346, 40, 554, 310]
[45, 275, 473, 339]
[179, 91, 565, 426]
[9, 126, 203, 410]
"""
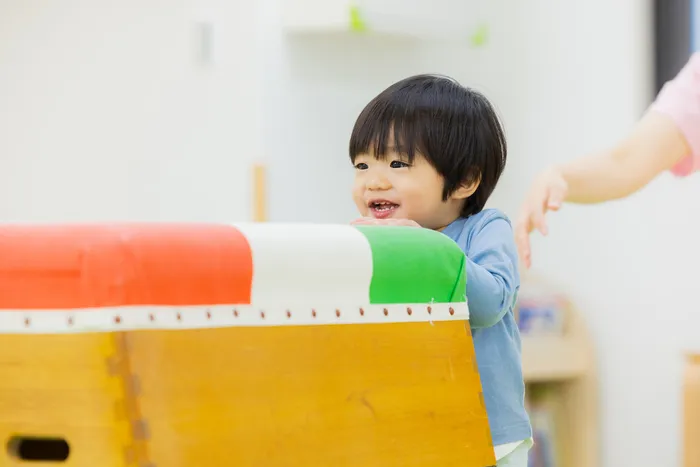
[651, 52, 700, 176]
[463, 212, 519, 329]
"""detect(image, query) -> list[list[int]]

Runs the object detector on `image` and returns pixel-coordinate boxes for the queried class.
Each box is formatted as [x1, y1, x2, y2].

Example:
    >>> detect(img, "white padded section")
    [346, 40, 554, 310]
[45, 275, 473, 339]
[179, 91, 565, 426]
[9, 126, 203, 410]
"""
[233, 223, 374, 308]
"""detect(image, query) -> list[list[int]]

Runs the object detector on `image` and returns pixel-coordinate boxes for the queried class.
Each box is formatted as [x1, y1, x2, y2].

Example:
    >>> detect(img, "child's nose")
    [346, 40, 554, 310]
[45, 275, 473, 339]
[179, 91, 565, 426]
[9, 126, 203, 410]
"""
[367, 175, 391, 191]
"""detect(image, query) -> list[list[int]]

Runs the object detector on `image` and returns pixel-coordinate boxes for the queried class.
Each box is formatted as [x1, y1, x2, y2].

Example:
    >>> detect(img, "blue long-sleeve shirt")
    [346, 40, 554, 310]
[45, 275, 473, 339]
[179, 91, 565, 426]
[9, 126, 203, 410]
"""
[442, 209, 532, 446]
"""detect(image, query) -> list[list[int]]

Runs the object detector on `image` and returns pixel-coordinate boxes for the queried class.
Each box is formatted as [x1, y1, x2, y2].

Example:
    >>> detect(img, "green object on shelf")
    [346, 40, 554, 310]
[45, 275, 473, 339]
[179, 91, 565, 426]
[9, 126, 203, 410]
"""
[349, 4, 367, 33]
[470, 24, 489, 47]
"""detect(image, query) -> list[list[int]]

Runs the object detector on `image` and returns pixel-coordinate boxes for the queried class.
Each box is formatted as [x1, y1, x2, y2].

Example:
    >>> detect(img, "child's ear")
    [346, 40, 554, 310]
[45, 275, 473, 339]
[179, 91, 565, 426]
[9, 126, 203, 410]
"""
[451, 177, 480, 200]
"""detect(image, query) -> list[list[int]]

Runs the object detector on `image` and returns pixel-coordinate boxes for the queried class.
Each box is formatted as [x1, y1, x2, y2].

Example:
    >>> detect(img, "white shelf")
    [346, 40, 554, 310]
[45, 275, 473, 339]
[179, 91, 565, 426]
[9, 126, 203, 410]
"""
[283, 0, 492, 44]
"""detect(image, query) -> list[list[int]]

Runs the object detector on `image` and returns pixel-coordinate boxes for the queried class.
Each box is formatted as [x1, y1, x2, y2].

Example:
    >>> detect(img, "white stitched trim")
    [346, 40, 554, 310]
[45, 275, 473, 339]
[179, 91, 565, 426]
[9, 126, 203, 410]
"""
[0, 303, 468, 334]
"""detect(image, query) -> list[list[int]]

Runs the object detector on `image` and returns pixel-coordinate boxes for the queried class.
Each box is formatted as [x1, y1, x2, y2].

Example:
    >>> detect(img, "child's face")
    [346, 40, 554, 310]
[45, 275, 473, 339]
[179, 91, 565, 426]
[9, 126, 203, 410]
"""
[352, 150, 473, 230]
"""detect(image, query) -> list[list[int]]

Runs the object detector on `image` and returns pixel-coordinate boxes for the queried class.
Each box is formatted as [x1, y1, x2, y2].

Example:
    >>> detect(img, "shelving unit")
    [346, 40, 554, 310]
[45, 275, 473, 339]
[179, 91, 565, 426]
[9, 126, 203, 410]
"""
[684, 354, 700, 467]
[520, 280, 598, 467]
[282, 0, 492, 45]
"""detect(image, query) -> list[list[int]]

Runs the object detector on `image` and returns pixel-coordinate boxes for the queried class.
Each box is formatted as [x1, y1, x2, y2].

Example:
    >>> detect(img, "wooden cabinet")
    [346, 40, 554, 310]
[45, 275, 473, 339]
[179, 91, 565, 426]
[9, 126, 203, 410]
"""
[521, 277, 599, 467]
[684, 354, 700, 466]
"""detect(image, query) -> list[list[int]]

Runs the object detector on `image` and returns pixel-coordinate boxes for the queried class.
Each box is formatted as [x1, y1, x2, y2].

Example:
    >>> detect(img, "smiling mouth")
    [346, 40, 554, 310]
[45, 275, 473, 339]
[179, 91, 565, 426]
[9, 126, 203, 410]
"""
[368, 201, 400, 218]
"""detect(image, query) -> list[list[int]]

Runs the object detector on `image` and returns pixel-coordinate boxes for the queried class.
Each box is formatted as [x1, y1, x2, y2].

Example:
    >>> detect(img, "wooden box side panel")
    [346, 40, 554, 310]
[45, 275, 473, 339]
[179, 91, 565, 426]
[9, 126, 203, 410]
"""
[0, 334, 135, 467]
[126, 321, 495, 467]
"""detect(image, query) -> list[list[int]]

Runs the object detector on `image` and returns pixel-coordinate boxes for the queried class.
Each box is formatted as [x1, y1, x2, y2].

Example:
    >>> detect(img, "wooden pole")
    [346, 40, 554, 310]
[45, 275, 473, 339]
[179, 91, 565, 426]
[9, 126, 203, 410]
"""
[252, 163, 267, 222]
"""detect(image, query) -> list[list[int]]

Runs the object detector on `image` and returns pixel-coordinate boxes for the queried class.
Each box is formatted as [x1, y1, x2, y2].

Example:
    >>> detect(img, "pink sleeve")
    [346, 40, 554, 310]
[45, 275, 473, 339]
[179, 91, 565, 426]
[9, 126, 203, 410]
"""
[650, 53, 700, 176]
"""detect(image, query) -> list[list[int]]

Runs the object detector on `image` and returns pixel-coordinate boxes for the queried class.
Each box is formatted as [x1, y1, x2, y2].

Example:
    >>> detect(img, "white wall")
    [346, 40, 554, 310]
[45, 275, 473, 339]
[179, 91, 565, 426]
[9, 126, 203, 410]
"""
[0, 0, 688, 465]
[0, 0, 261, 222]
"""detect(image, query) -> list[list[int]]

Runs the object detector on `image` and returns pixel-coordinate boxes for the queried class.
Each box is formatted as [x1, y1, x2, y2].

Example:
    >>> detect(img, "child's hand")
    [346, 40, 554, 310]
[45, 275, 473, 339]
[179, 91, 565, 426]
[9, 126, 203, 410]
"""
[350, 217, 421, 227]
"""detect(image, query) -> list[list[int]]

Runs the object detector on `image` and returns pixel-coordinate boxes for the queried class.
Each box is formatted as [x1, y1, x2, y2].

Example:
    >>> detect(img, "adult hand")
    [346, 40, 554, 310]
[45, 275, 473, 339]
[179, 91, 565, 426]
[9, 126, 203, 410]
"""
[515, 167, 569, 269]
[350, 217, 421, 227]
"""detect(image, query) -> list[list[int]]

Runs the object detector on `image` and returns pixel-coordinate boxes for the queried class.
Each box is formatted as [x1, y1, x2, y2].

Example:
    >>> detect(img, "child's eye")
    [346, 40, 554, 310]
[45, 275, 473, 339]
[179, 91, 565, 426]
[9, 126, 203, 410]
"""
[354, 162, 368, 170]
[390, 160, 410, 168]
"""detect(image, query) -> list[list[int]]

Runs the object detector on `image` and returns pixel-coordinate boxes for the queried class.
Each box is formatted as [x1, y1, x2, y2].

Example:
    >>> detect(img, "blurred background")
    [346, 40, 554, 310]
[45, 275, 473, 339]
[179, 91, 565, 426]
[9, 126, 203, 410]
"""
[1, 0, 699, 466]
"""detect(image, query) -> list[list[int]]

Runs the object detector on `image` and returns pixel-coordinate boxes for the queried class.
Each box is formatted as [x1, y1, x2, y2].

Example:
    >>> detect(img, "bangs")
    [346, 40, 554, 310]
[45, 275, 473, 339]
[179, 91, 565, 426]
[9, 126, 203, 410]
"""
[349, 94, 430, 163]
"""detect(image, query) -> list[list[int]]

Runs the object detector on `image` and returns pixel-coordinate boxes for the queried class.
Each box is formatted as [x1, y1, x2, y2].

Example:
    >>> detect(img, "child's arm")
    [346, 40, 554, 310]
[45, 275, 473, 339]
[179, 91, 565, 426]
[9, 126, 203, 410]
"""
[464, 212, 519, 329]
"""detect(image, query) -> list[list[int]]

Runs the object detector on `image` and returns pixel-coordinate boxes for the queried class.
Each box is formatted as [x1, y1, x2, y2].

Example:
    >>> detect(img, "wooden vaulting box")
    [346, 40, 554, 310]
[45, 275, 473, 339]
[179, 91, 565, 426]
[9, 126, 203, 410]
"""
[0, 223, 495, 467]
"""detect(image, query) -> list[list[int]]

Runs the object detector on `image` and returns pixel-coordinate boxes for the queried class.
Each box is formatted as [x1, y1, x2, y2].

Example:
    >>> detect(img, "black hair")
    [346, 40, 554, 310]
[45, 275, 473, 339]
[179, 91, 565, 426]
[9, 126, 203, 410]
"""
[349, 74, 507, 217]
